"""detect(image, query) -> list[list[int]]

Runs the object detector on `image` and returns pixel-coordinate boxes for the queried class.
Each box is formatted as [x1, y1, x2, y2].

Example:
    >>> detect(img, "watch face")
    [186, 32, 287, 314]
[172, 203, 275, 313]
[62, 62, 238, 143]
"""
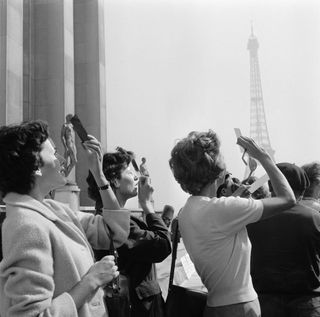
[99, 184, 109, 190]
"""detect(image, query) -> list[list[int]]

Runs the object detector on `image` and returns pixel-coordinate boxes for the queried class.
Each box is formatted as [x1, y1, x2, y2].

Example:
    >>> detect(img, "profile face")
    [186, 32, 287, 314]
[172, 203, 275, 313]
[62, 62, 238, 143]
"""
[38, 139, 66, 191]
[117, 166, 139, 199]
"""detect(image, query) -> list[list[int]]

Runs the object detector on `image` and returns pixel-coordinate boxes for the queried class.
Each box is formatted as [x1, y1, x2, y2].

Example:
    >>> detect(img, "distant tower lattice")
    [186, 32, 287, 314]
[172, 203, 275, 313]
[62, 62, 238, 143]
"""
[247, 26, 275, 162]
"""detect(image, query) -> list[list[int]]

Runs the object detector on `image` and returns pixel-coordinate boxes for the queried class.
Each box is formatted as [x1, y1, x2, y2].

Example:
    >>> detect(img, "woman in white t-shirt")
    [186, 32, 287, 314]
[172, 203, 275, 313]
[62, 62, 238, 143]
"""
[169, 130, 296, 317]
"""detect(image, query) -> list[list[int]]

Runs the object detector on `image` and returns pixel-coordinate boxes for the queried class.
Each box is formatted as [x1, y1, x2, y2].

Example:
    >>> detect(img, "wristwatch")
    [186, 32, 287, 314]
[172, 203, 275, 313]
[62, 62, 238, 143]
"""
[98, 183, 110, 191]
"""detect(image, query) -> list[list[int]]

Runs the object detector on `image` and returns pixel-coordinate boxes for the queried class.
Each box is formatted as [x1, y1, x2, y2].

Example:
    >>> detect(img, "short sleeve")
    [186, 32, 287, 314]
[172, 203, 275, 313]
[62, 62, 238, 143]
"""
[209, 196, 263, 235]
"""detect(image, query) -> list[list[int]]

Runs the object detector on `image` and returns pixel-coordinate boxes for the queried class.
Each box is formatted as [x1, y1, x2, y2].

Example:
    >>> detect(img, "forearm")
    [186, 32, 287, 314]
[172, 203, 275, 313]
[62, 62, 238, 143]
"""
[260, 156, 295, 201]
[68, 275, 97, 310]
[92, 172, 120, 210]
[259, 157, 296, 220]
[140, 201, 155, 214]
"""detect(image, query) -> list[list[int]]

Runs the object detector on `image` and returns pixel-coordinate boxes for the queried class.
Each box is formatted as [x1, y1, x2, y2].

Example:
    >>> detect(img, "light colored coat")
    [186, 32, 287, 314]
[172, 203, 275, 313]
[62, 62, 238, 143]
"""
[0, 193, 130, 317]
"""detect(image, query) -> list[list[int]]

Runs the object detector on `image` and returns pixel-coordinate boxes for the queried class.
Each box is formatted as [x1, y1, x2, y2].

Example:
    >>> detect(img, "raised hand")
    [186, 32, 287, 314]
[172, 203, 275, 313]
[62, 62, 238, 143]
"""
[138, 176, 154, 212]
[82, 135, 103, 177]
[236, 136, 270, 163]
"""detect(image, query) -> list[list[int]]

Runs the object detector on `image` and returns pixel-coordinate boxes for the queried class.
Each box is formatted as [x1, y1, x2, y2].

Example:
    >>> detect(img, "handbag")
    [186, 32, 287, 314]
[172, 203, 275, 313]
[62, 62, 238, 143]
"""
[103, 227, 131, 317]
[165, 218, 207, 317]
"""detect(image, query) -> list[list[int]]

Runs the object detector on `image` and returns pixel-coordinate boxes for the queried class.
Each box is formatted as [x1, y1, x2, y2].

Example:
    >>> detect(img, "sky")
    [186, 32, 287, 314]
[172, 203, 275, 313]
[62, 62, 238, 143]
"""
[104, 0, 320, 213]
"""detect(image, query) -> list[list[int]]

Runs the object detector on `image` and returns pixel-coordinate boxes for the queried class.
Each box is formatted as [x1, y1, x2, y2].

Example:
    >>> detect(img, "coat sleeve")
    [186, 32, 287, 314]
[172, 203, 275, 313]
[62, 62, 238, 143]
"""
[0, 222, 77, 317]
[78, 208, 130, 249]
[125, 214, 171, 263]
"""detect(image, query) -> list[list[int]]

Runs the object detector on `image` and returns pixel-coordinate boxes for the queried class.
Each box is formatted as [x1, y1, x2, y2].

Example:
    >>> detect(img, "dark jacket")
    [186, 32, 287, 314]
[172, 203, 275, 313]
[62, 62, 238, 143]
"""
[94, 213, 171, 317]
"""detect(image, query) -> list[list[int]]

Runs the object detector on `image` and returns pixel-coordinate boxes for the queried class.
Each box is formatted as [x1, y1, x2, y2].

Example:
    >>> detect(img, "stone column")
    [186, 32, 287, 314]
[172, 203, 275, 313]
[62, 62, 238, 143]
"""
[74, 0, 107, 205]
[28, 0, 75, 155]
[0, 0, 23, 125]
[23, 0, 79, 210]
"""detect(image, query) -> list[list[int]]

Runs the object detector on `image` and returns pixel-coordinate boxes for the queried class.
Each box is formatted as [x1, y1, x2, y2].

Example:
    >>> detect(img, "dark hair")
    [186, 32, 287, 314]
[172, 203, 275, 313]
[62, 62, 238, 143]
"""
[216, 173, 241, 198]
[86, 147, 134, 206]
[169, 130, 225, 195]
[163, 204, 174, 215]
[0, 120, 49, 196]
[301, 162, 320, 197]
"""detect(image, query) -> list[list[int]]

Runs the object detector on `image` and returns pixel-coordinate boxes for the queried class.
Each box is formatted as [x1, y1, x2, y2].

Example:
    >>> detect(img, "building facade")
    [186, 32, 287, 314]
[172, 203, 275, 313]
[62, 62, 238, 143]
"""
[0, 0, 107, 205]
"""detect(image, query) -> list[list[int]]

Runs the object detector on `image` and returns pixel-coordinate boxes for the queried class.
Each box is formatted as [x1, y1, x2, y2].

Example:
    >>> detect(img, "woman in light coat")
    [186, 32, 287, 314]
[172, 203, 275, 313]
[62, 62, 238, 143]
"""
[0, 120, 130, 317]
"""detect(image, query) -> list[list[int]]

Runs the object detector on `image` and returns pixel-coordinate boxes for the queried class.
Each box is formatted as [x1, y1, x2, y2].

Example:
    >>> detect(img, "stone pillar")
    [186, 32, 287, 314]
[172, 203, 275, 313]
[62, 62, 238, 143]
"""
[74, 0, 106, 205]
[23, 0, 79, 209]
[0, 0, 23, 125]
[28, 0, 75, 156]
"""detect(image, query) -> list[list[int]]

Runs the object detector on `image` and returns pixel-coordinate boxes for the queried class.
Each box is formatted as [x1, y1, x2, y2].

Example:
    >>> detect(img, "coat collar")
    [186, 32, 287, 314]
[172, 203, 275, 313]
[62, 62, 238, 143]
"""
[3, 192, 59, 222]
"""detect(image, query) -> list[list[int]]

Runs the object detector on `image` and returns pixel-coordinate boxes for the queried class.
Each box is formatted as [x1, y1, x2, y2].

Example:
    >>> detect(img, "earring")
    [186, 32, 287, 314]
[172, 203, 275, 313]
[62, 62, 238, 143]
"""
[34, 169, 42, 176]
[113, 179, 120, 188]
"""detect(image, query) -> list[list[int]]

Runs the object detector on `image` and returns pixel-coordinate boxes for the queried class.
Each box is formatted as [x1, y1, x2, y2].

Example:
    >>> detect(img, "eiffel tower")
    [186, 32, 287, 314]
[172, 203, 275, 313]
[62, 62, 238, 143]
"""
[247, 25, 275, 164]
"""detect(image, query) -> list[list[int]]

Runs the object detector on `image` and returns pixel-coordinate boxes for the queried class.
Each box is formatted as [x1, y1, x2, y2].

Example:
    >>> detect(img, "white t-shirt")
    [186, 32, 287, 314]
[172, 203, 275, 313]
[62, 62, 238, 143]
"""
[179, 195, 263, 307]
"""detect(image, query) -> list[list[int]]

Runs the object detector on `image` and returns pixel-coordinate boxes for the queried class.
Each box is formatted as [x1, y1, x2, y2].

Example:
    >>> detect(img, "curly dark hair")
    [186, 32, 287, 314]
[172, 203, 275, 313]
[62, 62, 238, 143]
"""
[86, 147, 134, 207]
[0, 120, 49, 196]
[169, 130, 225, 195]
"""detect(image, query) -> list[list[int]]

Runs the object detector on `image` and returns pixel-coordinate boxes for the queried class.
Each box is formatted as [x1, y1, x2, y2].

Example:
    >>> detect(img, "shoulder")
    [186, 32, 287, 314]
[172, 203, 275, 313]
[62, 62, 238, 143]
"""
[291, 203, 320, 225]
[186, 196, 261, 213]
[290, 203, 320, 217]
[2, 212, 51, 257]
[129, 216, 147, 230]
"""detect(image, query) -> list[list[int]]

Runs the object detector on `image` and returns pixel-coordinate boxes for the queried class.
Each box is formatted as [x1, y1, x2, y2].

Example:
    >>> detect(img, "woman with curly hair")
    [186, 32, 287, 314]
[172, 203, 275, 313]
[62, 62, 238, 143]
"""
[86, 147, 171, 317]
[0, 120, 130, 317]
[169, 130, 296, 317]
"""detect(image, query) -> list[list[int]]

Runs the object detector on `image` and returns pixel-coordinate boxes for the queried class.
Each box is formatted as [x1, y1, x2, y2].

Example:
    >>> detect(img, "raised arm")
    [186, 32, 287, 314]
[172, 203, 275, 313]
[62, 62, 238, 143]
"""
[127, 176, 171, 262]
[237, 136, 296, 220]
[80, 136, 130, 244]
[82, 136, 120, 210]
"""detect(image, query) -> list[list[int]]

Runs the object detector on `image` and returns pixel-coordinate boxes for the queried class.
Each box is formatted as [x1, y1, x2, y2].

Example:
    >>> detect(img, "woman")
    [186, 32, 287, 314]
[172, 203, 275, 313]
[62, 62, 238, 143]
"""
[87, 147, 171, 317]
[169, 130, 296, 317]
[0, 120, 130, 317]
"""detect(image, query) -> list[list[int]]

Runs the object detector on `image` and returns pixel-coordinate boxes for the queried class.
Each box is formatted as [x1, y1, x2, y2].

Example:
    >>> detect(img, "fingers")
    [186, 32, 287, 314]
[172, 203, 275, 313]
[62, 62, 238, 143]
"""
[82, 139, 102, 160]
[237, 136, 261, 155]
[86, 134, 97, 142]
[236, 135, 255, 148]
[139, 178, 154, 194]
[139, 176, 150, 185]
[98, 256, 119, 278]
[82, 135, 101, 150]
[101, 255, 115, 261]
[111, 265, 119, 277]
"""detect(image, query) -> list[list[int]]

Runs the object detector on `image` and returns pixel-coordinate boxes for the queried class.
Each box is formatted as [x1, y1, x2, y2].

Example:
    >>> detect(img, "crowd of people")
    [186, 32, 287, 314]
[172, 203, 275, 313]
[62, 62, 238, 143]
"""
[0, 120, 320, 317]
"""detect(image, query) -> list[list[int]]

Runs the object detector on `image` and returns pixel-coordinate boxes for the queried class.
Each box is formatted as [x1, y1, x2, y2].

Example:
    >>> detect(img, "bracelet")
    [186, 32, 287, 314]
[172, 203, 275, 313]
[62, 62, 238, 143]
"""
[98, 183, 110, 191]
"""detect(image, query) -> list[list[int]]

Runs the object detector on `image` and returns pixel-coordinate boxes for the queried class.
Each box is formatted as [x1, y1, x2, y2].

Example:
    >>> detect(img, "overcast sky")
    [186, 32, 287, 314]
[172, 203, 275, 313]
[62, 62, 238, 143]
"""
[104, 0, 320, 212]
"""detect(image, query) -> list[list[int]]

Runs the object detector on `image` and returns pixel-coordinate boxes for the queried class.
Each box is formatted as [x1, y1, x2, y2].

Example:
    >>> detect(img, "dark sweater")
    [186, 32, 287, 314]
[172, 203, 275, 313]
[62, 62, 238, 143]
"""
[248, 203, 320, 295]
